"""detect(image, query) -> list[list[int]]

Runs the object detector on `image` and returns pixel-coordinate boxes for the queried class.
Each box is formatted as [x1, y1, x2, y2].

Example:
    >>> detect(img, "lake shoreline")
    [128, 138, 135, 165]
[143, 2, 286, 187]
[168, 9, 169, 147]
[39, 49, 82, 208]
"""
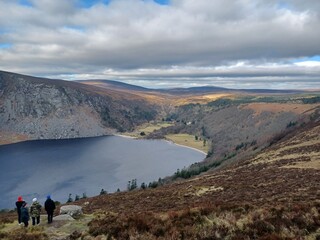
[0, 132, 207, 157]
[163, 139, 207, 155]
[0, 135, 205, 209]
[116, 133, 207, 156]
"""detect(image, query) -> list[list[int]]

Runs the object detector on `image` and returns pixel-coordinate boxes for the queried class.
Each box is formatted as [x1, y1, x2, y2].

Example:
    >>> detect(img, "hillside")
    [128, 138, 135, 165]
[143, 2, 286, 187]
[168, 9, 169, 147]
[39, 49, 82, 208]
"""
[78, 78, 320, 169]
[0, 71, 158, 143]
[146, 95, 320, 171]
[0, 119, 319, 239]
[52, 118, 320, 239]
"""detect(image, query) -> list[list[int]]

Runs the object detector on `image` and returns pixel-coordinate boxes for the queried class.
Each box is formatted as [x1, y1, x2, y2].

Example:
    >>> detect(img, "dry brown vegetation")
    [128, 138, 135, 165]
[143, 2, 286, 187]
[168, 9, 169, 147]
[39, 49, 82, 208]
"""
[70, 120, 320, 239]
[243, 102, 318, 116]
[0, 228, 48, 240]
[1, 120, 319, 240]
[0, 131, 29, 145]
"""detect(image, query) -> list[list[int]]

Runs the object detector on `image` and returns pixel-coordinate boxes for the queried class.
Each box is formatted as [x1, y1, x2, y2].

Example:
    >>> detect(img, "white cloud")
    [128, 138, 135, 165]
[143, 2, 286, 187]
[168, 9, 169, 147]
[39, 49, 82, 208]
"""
[0, 0, 319, 89]
[295, 61, 320, 67]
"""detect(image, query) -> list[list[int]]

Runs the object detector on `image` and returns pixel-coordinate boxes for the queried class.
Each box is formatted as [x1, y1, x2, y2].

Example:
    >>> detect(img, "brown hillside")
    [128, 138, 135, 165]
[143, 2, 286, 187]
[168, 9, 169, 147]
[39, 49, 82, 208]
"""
[82, 121, 320, 213]
[59, 120, 320, 239]
[1, 121, 319, 239]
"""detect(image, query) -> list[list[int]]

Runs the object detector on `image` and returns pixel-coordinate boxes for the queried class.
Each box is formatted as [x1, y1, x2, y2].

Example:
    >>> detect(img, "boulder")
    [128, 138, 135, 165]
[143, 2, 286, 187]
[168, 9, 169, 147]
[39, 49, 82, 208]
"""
[59, 205, 83, 217]
[53, 214, 75, 221]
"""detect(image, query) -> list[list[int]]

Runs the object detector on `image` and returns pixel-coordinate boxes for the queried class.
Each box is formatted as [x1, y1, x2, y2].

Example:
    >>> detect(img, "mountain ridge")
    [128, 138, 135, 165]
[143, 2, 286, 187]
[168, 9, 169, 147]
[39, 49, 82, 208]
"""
[77, 78, 308, 95]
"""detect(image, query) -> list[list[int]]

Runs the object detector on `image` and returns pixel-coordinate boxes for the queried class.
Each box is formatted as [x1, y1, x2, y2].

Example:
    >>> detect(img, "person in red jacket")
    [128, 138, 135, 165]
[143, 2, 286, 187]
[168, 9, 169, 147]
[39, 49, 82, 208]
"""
[15, 196, 25, 225]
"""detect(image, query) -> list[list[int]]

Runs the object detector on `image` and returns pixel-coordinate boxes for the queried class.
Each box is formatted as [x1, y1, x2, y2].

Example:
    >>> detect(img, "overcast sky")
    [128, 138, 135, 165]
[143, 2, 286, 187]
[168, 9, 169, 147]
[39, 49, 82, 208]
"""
[0, 0, 319, 89]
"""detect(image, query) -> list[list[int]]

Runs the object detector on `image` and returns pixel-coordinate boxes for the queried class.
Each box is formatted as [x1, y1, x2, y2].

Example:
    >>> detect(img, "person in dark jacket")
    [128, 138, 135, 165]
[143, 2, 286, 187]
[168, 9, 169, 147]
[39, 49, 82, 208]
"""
[30, 198, 42, 225]
[44, 195, 56, 223]
[20, 202, 30, 227]
[15, 196, 25, 225]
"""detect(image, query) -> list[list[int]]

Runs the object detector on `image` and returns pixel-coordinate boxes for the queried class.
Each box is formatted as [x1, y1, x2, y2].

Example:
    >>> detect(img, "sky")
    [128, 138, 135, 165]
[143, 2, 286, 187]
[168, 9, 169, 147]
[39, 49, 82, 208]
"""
[0, 0, 320, 89]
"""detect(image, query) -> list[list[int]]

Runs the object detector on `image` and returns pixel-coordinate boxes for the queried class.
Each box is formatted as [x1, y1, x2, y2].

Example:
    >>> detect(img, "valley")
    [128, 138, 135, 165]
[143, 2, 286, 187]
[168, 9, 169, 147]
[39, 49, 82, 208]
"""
[0, 71, 320, 239]
[1, 110, 319, 240]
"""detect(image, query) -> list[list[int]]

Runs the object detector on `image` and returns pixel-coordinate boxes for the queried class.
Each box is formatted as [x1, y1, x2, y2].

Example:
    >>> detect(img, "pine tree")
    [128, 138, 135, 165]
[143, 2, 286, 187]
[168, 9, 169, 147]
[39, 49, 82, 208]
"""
[75, 194, 80, 201]
[67, 194, 73, 203]
[100, 189, 107, 195]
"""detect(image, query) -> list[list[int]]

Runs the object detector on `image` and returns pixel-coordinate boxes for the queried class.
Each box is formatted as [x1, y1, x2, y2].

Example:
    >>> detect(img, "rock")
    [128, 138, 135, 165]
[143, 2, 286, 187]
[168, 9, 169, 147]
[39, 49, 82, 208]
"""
[59, 205, 83, 217]
[53, 214, 75, 221]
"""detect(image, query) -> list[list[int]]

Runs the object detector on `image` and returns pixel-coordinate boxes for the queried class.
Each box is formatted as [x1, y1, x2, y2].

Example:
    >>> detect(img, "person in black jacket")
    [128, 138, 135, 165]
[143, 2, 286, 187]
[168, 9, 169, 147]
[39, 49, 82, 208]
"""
[20, 202, 30, 227]
[15, 196, 25, 225]
[44, 195, 56, 223]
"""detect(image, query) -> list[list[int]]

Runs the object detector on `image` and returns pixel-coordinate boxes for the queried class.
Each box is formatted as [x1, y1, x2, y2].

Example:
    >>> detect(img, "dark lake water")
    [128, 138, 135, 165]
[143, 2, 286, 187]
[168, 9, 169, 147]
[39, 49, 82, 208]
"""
[0, 136, 205, 209]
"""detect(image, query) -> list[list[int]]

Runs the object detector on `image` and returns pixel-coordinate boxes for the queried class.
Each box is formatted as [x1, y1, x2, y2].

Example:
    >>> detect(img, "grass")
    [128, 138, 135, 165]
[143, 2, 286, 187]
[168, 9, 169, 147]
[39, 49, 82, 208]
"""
[165, 133, 209, 153]
[0, 214, 94, 240]
[125, 123, 210, 154]
[87, 203, 320, 240]
[250, 125, 320, 169]
[124, 122, 174, 137]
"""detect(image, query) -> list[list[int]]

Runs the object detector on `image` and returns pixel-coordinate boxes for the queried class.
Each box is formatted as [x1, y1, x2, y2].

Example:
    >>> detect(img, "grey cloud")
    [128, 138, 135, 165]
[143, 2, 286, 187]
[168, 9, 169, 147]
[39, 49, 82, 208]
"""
[0, 0, 319, 89]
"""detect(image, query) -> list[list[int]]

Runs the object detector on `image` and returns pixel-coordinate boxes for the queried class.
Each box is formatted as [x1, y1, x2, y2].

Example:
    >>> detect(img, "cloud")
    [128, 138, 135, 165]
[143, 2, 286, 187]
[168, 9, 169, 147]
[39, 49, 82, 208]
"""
[0, 0, 319, 89]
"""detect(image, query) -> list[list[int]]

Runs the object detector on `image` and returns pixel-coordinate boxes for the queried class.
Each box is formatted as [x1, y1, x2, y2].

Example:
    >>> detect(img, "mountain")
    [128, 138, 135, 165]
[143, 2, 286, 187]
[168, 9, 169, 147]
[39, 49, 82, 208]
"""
[0, 71, 158, 144]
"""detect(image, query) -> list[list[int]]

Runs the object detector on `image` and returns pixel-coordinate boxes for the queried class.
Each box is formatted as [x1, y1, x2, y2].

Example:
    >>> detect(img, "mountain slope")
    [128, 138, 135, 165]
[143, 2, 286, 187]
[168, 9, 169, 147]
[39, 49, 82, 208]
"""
[0, 71, 158, 142]
[75, 120, 320, 239]
[0, 121, 319, 239]
[82, 120, 320, 210]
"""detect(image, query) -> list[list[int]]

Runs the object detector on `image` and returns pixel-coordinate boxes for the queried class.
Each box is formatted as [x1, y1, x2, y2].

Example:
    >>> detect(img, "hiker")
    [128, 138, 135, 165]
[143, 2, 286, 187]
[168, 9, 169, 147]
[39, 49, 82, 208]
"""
[44, 195, 56, 223]
[15, 196, 25, 225]
[20, 202, 30, 227]
[30, 198, 42, 225]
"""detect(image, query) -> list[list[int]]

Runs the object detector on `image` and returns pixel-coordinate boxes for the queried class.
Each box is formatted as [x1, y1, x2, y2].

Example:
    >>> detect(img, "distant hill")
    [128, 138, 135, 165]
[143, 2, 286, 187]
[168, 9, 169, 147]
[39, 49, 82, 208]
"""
[77, 79, 149, 92]
[77, 79, 305, 95]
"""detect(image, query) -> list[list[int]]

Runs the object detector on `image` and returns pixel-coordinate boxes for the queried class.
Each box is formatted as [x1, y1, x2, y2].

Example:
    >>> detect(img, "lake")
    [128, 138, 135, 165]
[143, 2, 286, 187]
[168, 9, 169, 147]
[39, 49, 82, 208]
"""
[0, 136, 205, 209]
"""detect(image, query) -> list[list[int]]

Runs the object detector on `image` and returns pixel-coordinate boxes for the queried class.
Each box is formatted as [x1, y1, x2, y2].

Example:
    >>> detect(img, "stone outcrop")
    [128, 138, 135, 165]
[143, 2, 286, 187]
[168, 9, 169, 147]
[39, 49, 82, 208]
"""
[59, 205, 83, 217]
[53, 214, 75, 221]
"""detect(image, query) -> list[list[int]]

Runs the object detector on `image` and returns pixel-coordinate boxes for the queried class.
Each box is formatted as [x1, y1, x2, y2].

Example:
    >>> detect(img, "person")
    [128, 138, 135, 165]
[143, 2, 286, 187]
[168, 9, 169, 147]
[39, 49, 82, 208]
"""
[20, 202, 30, 227]
[44, 195, 56, 224]
[30, 198, 42, 225]
[15, 196, 26, 225]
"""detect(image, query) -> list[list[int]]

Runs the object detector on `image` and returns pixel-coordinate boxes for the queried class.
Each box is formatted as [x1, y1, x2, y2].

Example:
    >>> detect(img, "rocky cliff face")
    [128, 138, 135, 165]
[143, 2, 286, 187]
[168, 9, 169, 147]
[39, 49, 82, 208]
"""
[0, 71, 158, 141]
